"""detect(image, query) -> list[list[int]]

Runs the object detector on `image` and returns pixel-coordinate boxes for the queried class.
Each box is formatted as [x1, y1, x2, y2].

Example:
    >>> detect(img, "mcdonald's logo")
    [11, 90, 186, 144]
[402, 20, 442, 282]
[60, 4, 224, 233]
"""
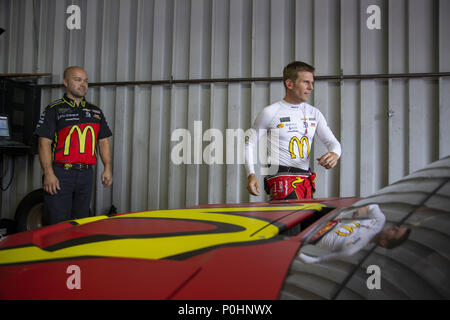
[289, 136, 310, 159]
[336, 222, 360, 236]
[291, 177, 304, 188]
[64, 125, 96, 156]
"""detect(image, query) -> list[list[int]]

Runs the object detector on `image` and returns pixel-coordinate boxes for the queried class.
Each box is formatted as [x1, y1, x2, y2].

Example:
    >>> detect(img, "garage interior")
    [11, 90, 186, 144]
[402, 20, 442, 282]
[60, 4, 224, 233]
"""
[0, 0, 449, 228]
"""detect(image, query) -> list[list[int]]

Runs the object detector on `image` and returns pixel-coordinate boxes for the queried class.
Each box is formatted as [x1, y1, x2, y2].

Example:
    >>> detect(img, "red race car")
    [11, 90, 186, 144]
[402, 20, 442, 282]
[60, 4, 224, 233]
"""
[0, 156, 449, 300]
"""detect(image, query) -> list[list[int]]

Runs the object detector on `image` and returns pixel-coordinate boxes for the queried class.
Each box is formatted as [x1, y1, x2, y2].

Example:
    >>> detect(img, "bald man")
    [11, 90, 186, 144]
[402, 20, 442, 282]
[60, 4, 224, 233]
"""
[35, 66, 113, 225]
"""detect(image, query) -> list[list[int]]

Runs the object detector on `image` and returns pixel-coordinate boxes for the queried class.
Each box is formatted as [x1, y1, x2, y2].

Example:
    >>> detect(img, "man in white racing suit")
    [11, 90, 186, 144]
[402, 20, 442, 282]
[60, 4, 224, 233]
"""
[298, 204, 411, 264]
[245, 61, 341, 200]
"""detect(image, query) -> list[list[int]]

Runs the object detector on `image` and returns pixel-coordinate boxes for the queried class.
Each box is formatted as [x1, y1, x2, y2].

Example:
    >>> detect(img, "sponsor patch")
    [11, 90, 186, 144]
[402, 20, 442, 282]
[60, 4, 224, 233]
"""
[287, 124, 299, 132]
[58, 107, 72, 114]
[57, 113, 79, 121]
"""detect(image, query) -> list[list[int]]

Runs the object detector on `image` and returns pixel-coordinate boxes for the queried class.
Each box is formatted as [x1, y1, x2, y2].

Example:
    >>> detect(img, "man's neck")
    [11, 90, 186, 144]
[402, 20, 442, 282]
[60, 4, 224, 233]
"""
[66, 94, 83, 106]
[370, 232, 381, 244]
[283, 95, 306, 105]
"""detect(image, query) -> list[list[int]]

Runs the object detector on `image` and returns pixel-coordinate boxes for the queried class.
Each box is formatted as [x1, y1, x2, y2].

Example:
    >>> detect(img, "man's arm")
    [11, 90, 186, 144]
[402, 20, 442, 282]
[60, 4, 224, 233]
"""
[98, 137, 113, 187]
[352, 204, 385, 225]
[245, 105, 279, 196]
[315, 111, 341, 169]
[245, 128, 265, 196]
[298, 248, 358, 264]
[38, 137, 60, 195]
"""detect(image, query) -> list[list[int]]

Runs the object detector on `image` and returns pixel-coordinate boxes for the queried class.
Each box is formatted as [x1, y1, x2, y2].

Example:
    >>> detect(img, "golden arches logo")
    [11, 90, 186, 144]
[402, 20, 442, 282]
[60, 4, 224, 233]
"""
[336, 222, 360, 237]
[291, 177, 304, 188]
[64, 125, 96, 156]
[289, 136, 310, 159]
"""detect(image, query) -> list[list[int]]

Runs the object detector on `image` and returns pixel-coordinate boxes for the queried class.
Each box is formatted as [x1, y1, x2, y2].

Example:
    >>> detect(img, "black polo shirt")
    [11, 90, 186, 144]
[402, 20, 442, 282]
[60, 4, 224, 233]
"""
[35, 95, 112, 165]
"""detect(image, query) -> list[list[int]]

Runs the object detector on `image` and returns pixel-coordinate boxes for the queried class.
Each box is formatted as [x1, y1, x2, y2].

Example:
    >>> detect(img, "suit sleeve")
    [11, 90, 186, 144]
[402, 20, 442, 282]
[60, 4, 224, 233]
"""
[244, 106, 277, 176]
[34, 106, 56, 140]
[298, 246, 361, 264]
[97, 109, 112, 139]
[315, 111, 341, 156]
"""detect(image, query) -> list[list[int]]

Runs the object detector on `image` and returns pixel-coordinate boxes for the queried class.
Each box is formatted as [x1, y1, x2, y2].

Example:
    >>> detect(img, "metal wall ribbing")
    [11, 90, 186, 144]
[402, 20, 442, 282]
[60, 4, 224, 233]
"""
[0, 0, 448, 219]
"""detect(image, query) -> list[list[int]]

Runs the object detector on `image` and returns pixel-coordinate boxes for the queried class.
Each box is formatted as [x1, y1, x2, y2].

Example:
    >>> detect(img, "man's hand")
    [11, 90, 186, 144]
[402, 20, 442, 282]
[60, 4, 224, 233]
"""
[317, 152, 339, 169]
[43, 172, 60, 195]
[98, 138, 113, 187]
[101, 168, 113, 187]
[247, 174, 260, 196]
[352, 206, 369, 219]
[38, 137, 60, 195]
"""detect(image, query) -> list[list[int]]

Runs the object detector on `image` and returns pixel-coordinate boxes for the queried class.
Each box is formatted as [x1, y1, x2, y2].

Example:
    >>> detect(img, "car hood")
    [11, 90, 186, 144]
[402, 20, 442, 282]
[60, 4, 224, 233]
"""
[0, 199, 358, 299]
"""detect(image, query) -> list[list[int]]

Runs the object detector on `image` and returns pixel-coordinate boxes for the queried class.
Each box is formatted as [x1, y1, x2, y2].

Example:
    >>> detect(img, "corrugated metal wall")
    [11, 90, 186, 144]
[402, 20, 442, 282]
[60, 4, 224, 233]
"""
[1, 0, 449, 219]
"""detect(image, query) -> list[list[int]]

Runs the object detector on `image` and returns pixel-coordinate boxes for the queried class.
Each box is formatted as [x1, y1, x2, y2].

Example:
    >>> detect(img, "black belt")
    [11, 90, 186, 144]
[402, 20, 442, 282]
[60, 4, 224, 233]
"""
[54, 163, 91, 170]
[276, 165, 311, 174]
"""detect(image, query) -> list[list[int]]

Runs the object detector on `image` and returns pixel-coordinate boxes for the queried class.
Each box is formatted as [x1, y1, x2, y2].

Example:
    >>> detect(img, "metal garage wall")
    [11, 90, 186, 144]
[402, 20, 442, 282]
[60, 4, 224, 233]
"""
[0, 0, 449, 219]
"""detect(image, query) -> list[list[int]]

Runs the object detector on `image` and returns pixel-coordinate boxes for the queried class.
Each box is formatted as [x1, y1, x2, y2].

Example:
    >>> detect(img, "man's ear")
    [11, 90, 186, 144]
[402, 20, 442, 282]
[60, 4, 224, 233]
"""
[285, 79, 293, 90]
[63, 78, 68, 88]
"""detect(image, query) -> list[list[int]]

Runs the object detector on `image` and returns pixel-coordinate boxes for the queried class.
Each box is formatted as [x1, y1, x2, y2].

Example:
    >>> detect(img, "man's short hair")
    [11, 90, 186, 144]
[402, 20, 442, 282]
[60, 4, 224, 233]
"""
[283, 61, 315, 89]
[63, 66, 84, 80]
[384, 228, 411, 249]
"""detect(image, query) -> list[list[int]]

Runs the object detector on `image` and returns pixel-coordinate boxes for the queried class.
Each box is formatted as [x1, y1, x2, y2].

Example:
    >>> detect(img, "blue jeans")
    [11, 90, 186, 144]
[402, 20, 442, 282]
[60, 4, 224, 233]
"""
[43, 165, 93, 225]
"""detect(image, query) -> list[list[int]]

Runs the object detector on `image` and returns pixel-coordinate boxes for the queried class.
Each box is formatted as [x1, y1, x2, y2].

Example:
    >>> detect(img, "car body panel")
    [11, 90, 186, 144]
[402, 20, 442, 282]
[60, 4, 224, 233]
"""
[0, 200, 358, 299]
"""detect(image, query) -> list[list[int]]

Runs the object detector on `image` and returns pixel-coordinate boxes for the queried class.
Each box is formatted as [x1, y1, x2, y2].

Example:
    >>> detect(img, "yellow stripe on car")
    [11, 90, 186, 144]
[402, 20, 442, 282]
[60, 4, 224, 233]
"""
[0, 204, 326, 265]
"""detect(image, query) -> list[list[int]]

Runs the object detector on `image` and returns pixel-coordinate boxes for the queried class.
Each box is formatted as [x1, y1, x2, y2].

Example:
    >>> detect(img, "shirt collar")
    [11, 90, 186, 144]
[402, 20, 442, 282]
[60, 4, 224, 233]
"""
[281, 99, 303, 109]
[63, 94, 87, 108]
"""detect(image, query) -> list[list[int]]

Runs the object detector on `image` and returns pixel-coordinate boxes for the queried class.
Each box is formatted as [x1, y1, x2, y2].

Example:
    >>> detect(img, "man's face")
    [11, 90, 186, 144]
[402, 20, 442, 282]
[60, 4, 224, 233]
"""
[64, 68, 88, 99]
[381, 225, 408, 243]
[286, 71, 314, 103]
